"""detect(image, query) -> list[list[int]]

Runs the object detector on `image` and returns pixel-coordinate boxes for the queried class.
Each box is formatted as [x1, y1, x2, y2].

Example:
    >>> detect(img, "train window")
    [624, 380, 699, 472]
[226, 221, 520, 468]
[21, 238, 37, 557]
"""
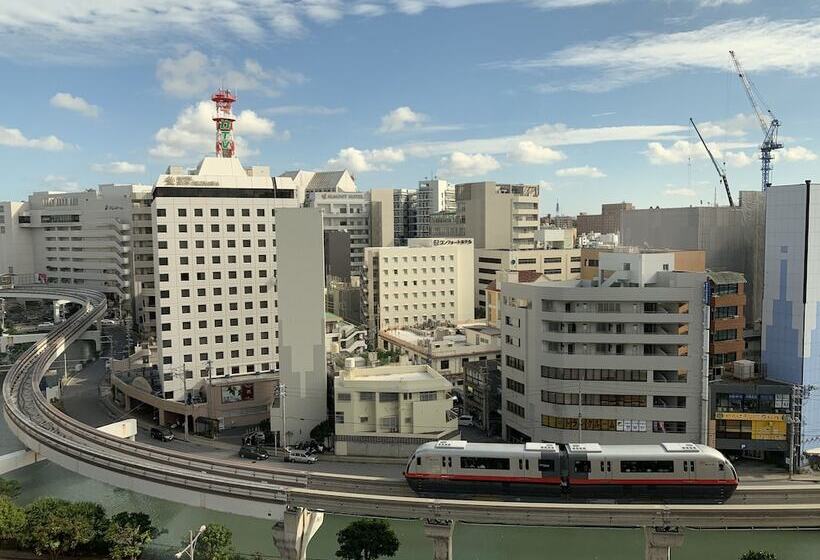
[620, 460, 674, 473]
[719, 463, 725, 471]
[607, 461, 611, 472]
[442, 457, 446, 467]
[600, 461, 605, 472]
[448, 457, 452, 468]
[538, 459, 555, 472]
[683, 462, 688, 472]
[460, 457, 511, 470]
[690, 461, 695, 472]
[574, 461, 591, 474]
[417, 457, 421, 466]
[525, 459, 529, 470]
[519, 459, 523, 470]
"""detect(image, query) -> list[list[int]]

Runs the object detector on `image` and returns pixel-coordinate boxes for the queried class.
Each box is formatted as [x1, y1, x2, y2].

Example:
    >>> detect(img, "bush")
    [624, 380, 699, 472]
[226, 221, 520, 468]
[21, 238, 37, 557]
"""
[740, 552, 777, 560]
[0, 478, 21, 499]
[106, 512, 161, 560]
[22, 497, 102, 560]
[190, 524, 234, 560]
[336, 518, 399, 560]
[0, 496, 24, 545]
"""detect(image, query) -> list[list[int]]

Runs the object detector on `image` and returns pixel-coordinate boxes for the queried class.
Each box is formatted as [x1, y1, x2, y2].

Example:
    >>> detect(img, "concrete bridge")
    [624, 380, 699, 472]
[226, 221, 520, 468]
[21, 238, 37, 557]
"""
[2, 286, 820, 560]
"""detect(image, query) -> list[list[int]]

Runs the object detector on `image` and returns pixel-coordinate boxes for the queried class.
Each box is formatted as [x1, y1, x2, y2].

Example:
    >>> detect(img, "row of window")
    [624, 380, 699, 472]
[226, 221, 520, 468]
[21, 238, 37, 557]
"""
[540, 366, 652, 382]
[541, 415, 687, 433]
[506, 355, 525, 372]
[541, 301, 688, 314]
[158, 223, 271, 234]
[162, 347, 275, 364]
[158, 238, 275, 250]
[506, 400, 525, 418]
[160, 315, 273, 331]
[541, 391, 647, 408]
[713, 328, 738, 341]
[713, 305, 739, 319]
[160, 285, 269, 299]
[160, 269, 270, 283]
[157, 207, 271, 218]
[161, 300, 274, 314]
[159, 254, 271, 266]
[506, 378, 525, 395]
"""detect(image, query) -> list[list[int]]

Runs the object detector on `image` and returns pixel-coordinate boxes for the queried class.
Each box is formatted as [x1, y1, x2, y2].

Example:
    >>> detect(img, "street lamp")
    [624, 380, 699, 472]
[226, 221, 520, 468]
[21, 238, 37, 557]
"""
[175, 525, 207, 560]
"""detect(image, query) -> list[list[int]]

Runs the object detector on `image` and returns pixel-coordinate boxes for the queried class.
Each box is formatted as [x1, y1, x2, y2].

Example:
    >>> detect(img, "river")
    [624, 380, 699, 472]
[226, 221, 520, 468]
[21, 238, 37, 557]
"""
[1, 343, 818, 559]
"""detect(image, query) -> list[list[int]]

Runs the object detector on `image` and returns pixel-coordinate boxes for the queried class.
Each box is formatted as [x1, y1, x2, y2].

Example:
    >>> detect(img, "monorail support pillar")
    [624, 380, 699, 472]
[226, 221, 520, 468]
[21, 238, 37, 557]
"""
[423, 518, 454, 560]
[644, 526, 684, 560]
[272, 506, 324, 560]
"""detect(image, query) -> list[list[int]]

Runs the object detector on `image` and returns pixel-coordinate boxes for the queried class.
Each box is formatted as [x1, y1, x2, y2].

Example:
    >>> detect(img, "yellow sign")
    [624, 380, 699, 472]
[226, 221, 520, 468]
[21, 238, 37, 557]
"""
[715, 412, 786, 422]
[751, 420, 787, 441]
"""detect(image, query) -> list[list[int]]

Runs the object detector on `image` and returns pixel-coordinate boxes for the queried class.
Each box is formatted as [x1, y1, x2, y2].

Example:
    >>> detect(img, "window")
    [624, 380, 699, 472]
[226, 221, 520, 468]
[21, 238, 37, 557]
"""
[337, 393, 351, 402]
[360, 392, 375, 401]
[460, 456, 510, 470]
[506, 400, 525, 418]
[714, 283, 739, 295]
[419, 391, 437, 401]
[506, 355, 525, 372]
[537, 459, 555, 472]
[714, 306, 738, 319]
[652, 421, 686, 433]
[335, 412, 344, 424]
[714, 328, 737, 341]
[440, 359, 450, 370]
[156, 209, 166, 217]
[620, 460, 674, 473]
[178, 208, 187, 217]
[507, 378, 525, 394]
[574, 461, 591, 473]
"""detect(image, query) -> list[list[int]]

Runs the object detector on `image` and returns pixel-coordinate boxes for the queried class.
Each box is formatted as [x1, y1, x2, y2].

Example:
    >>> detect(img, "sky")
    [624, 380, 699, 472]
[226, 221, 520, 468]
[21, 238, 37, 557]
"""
[1, 0, 820, 215]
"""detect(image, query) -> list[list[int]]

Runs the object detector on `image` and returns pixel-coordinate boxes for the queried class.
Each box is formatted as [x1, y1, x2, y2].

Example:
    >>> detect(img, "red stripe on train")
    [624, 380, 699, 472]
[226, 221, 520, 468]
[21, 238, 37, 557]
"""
[404, 472, 737, 486]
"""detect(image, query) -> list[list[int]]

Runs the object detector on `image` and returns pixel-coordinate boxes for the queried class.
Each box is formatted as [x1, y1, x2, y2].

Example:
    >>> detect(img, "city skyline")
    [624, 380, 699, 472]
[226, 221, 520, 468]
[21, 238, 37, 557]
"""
[1, 1, 819, 215]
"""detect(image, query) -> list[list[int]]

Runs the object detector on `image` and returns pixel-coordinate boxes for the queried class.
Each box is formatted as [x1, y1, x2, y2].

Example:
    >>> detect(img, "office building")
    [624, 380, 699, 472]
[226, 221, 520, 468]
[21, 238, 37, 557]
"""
[464, 359, 502, 436]
[500, 251, 709, 445]
[429, 211, 463, 238]
[486, 270, 544, 329]
[378, 324, 501, 388]
[0, 201, 34, 277]
[416, 179, 455, 238]
[152, 155, 326, 437]
[761, 181, 820, 464]
[620, 191, 765, 324]
[333, 362, 459, 457]
[707, 271, 746, 377]
[306, 191, 370, 279]
[362, 238, 475, 337]
[576, 202, 634, 235]
[326, 277, 364, 325]
[392, 188, 417, 245]
[369, 188, 395, 247]
[454, 181, 540, 250]
[475, 247, 581, 312]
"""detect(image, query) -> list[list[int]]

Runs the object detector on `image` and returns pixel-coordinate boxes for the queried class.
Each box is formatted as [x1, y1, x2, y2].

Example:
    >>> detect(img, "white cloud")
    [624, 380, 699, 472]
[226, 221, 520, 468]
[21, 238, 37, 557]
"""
[265, 105, 346, 116]
[50, 92, 99, 117]
[42, 174, 81, 191]
[438, 152, 501, 178]
[157, 50, 305, 98]
[150, 101, 281, 159]
[509, 140, 566, 164]
[695, 114, 758, 138]
[351, 3, 387, 16]
[538, 180, 553, 191]
[494, 18, 820, 91]
[91, 161, 146, 174]
[645, 139, 756, 167]
[698, 0, 749, 6]
[777, 145, 818, 162]
[664, 187, 698, 197]
[379, 106, 428, 133]
[0, 126, 66, 151]
[555, 165, 605, 178]
[327, 147, 405, 173]
[722, 151, 754, 168]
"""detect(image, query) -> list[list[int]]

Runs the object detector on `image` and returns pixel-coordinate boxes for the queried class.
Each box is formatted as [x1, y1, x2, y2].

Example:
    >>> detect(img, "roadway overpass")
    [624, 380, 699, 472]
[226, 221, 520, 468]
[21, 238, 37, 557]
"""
[2, 286, 820, 560]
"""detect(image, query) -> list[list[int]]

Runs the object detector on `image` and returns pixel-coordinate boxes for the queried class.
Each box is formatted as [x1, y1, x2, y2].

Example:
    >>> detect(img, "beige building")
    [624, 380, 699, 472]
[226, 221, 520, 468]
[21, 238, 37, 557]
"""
[362, 238, 475, 337]
[369, 189, 395, 247]
[475, 247, 581, 312]
[378, 324, 501, 388]
[456, 182, 540, 249]
[576, 202, 634, 235]
[333, 363, 459, 457]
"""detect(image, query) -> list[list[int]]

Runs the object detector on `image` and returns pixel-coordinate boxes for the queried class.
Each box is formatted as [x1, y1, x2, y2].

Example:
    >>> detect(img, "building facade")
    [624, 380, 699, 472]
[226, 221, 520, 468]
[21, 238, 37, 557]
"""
[475, 247, 581, 311]
[333, 363, 458, 457]
[416, 179, 455, 238]
[362, 238, 475, 336]
[500, 252, 710, 445]
[306, 191, 370, 279]
[707, 271, 746, 377]
[453, 182, 539, 250]
[576, 202, 634, 235]
[464, 359, 502, 436]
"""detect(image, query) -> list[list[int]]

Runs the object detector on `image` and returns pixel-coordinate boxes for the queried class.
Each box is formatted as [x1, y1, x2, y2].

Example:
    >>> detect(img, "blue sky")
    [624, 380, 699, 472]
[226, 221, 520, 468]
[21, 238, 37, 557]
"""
[1, 0, 819, 215]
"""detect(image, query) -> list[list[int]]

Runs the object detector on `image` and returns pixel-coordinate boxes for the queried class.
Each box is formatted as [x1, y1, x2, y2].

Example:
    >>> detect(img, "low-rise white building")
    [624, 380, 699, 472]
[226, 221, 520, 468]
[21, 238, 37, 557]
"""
[325, 312, 367, 355]
[378, 325, 500, 388]
[363, 238, 475, 337]
[333, 363, 459, 457]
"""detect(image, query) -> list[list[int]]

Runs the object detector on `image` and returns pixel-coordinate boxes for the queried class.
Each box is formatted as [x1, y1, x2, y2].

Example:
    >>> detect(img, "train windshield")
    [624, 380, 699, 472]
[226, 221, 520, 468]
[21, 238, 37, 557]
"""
[405, 454, 416, 473]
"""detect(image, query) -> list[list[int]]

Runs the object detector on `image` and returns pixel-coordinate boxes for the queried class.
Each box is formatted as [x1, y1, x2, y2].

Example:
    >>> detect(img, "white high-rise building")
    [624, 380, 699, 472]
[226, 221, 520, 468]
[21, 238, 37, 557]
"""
[0, 201, 34, 277]
[416, 179, 455, 238]
[151, 156, 327, 439]
[500, 251, 709, 445]
[363, 238, 475, 336]
[305, 191, 370, 278]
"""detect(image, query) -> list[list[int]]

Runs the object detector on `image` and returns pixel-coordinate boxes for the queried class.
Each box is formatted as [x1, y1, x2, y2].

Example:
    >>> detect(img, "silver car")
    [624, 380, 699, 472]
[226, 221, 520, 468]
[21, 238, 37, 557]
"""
[285, 449, 318, 464]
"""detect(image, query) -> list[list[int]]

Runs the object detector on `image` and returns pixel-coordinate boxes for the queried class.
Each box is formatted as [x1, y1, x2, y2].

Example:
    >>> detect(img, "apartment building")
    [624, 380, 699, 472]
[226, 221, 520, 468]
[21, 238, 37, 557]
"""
[416, 179, 455, 237]
[378, 324, 501, 388]
[152, 156, 327, 437]
[707, 271, 746, 377]
[362, 238, 475, 337]
[306, 191, 370, 279]
[576, 202, 634, 235]
[500, 251, 709, 445]
[129, 186, 156, 339]
[475, 247, 581, 311]
[333, 363, 458, 457]
[454, 182, 540, 250]
[464, 359, 502, 436]
[392, 188, 417, 245]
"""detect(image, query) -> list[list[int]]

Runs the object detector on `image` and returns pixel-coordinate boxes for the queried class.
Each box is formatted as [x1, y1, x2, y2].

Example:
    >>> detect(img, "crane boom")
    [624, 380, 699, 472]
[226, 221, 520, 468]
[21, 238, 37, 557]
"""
[729, 50, 782, 190]
[690, 118, 734, 207]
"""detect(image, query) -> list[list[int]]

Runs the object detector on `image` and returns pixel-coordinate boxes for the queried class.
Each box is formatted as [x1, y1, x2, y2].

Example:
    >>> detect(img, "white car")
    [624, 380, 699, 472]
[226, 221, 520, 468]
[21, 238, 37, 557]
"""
[458, 415, 474, 427]
[101, 318, 119, 326]
[36, 322, 54, 329]
[284, 449, 318, 464]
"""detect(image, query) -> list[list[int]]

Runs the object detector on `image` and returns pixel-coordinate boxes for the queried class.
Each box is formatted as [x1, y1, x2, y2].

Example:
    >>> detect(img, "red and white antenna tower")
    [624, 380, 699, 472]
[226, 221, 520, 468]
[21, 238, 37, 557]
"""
[212, 89, 237, 158]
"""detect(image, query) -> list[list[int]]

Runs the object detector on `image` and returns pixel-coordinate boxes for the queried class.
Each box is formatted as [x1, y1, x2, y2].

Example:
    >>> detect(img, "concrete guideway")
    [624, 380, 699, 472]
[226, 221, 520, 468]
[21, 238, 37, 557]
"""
[3, 287, 820, 560]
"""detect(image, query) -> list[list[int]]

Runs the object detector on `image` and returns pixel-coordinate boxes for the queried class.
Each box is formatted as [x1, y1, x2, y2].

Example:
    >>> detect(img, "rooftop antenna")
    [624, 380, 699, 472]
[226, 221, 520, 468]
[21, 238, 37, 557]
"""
[212, 88, 237, 158]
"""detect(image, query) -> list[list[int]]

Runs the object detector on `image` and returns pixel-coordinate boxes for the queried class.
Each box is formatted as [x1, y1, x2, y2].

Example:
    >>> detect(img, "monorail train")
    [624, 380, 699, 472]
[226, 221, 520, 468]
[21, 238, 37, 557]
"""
[404, 441, 738, 502]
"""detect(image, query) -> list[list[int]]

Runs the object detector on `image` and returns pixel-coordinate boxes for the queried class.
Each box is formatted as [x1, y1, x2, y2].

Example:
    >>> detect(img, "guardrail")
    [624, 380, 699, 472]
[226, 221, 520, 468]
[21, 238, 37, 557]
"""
[2, 286, 820, 528]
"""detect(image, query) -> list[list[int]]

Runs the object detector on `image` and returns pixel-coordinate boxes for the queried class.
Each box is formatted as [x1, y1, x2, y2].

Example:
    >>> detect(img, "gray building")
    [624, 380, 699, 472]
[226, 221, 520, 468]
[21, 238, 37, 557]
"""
[500, 251, 709, 445]
[323, 230, 351, 281]
[464, 359, 501, 437]
[620, 191, 765, 324]
[455, 182, 540, 250]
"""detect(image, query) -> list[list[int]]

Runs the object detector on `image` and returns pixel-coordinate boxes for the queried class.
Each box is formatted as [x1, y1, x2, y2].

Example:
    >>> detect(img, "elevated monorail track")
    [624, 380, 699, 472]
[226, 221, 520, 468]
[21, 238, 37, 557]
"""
[2, 286, 820, 529]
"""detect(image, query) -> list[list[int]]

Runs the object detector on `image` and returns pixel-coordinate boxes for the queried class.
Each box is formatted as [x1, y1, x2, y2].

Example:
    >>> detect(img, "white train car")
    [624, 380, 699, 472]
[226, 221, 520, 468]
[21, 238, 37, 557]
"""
[404, 441, 738, 502]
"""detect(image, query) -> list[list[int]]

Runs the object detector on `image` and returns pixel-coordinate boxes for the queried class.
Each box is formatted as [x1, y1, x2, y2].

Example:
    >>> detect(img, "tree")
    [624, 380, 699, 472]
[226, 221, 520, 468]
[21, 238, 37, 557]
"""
[71, 501, 110, 554]
[22, 498, 99, 560]
[106, 512, 161, 560]
[310, 419, 334, 442]
[0, 477, 21, 499]
[740, 552, 777, 560]
[336, 519, 400, 560]
[0, 496, 24, 545]
[188, 524, 234, 560]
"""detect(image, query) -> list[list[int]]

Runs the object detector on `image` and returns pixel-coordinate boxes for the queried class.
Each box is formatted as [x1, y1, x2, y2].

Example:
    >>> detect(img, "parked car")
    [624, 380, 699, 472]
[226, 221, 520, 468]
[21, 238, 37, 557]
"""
[294, 439, 326, 454]
[100, 318, 119, 326]
[285, 449, 318, 464]
[458, 415, 474, 427]
[239, 446, 270, 461]
[36, 321, 54, 329]
[150, 426, 174, 442]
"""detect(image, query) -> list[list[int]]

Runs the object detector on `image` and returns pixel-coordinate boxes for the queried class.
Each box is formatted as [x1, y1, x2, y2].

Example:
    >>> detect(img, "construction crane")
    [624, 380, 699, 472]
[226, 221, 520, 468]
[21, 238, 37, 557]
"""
[690, 117, 733, 207]
[729, 50, 783, 190]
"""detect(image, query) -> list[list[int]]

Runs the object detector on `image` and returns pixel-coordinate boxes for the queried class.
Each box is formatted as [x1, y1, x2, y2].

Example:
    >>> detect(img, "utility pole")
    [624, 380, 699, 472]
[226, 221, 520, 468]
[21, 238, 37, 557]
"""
[789, 384, 810, 478]
[175, 525, 207, 560]
[277, 384, 288, 449]
[577, 383, 583, 443]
